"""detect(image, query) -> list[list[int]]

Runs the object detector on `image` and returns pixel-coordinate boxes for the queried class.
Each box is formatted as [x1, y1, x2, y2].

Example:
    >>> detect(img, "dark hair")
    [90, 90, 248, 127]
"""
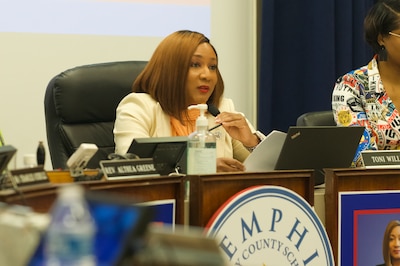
[132, 30, 224, 123]
[364, 0, 400, 54]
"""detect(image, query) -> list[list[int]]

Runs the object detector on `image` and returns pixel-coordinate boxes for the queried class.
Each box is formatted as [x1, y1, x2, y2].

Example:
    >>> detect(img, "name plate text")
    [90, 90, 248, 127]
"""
[361, 150, 400, 168]
[100, 158, 159, 180]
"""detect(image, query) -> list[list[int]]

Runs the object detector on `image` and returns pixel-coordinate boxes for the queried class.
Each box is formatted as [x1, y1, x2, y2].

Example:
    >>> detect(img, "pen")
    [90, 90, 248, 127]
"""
[209, 124, 222, 131]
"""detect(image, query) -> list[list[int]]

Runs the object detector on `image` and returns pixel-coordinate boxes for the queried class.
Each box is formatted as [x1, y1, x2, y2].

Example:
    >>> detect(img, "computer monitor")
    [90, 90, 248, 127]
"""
[127, 136, 188, 176]
[0, 145, 17, 175]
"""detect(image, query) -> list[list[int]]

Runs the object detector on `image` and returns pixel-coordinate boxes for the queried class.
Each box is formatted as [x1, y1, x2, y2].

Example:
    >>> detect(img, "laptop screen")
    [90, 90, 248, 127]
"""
[275, 126, 364, 185]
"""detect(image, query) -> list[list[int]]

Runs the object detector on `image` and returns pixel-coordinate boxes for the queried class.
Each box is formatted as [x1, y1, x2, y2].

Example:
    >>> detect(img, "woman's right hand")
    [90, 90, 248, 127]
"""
[217, 157, 245, 172]
[215, 112, 260, 148]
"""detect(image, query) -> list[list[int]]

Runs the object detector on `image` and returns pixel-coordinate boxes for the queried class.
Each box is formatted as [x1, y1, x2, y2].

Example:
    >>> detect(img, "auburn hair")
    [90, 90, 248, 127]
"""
[132, 30, 224, 122]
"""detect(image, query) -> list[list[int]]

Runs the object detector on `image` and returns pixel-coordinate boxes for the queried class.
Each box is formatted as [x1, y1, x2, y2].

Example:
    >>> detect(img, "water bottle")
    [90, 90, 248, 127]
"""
[44, 184, 96, 266]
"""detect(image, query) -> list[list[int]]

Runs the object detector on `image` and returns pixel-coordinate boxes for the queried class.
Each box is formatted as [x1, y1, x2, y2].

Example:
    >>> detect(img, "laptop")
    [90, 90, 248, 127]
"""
[244, 126, 364, 186]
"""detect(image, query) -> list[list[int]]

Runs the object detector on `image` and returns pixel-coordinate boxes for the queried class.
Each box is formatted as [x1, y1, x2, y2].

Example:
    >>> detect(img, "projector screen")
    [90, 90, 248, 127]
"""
[0, 0, 210, 37]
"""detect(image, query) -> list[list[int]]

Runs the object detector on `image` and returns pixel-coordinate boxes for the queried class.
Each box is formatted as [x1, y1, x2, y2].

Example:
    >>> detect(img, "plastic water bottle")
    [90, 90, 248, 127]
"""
[44, 184, 96, 266]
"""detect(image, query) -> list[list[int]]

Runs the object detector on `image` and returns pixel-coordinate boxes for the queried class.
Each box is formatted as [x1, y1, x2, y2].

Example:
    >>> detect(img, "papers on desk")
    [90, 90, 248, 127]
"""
[244, 130, 286, 172]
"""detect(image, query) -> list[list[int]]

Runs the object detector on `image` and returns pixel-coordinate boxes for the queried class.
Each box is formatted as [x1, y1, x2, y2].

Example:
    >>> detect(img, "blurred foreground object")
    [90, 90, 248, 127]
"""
[44, 184, 96, 265]
[131, 225, 226, 266]
[0, 203, 49, 266]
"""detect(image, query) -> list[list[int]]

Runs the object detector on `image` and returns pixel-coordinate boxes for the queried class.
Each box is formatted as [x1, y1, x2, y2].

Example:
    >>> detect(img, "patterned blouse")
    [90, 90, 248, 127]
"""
[332, 56, 400, 165]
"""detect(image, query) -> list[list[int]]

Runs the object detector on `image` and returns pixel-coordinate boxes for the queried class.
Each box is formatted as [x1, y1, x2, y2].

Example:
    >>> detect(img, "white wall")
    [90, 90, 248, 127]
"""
[0, 0, 257, 170]
[211, 0, 257, 126]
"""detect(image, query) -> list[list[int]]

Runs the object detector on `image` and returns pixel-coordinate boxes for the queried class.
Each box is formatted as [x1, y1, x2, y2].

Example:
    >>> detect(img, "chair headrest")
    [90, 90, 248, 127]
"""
[49, 61, 147, 123]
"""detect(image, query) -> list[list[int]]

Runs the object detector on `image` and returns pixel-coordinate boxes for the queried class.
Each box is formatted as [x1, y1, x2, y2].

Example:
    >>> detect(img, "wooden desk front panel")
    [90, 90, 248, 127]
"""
[188, 170, 314, 227]
[325, 168, 400, 265]
[0, 175, 185, 224]
[0, 185, 58, 213]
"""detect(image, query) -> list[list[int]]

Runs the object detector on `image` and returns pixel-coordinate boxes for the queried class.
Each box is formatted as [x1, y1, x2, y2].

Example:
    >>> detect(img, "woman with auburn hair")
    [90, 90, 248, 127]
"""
[114, 30, 264, 172]
[378, 220, 400, 266]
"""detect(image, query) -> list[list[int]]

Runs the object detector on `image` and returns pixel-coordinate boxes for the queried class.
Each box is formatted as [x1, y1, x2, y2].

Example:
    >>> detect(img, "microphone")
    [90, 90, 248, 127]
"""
[207, 104, 220, 117]
[207, 104, 222, 131]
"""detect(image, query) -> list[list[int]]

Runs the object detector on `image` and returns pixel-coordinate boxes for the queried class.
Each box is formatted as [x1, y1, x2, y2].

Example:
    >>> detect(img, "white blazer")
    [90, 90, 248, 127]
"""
[114, 93, 254, 162]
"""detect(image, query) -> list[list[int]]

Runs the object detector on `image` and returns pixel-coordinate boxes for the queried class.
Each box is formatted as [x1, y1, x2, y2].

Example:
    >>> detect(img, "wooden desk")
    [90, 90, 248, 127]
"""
[0, 173, 185, 224]
[325, 168, 400, 265]
[188, 170, 314, 227]
[0, 170, 314, 228]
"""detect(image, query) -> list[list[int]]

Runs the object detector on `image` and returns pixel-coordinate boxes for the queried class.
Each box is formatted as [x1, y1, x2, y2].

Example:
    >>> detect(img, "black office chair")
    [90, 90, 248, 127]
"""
[296, 110, 336, 126]
[44, 61, 147, 170]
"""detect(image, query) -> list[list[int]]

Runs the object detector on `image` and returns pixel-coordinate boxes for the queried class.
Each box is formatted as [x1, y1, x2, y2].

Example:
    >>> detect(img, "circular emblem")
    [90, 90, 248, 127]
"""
[206, 186, 334, 266]
[337, 109, 353, 126]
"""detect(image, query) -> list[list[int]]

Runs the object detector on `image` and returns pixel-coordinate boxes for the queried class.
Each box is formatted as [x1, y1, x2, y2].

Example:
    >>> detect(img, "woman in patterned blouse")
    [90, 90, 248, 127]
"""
[332, 0, 400, 165]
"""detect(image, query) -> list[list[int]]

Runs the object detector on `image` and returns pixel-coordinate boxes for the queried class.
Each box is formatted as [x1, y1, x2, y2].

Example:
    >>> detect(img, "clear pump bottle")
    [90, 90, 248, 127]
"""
[187, 104, 217, 174]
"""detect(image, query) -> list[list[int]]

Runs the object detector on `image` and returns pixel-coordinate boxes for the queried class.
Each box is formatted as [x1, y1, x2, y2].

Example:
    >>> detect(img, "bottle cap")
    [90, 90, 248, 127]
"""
[58, 184, 84, 199]
[188, 104, 208, 128]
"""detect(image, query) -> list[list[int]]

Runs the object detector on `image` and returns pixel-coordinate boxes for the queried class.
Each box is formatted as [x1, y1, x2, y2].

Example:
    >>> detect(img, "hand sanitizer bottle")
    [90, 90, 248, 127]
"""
[187, 104, 217, 174]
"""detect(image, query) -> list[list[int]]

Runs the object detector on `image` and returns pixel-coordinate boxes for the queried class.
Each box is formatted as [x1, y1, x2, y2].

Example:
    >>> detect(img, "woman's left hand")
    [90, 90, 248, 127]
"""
[217, 157, 245, 172]
[215, 112, 259, 147]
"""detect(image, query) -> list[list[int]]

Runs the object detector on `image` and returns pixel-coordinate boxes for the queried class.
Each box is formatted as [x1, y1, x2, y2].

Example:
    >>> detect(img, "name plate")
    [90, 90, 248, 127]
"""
[361, 150, 400, 168]
[100, 158, 159, 180]
[9, 166, 49, 187]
